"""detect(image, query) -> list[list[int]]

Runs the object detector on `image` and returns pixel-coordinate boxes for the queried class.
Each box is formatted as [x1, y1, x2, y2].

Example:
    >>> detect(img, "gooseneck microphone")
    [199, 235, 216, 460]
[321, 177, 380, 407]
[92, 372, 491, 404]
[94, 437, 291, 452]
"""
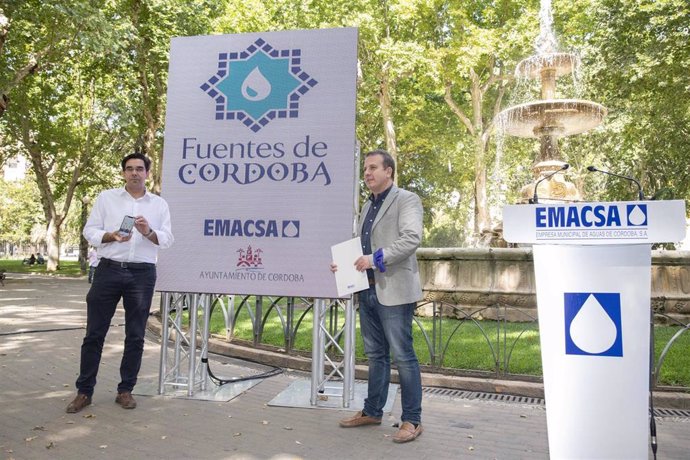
[586, 166, 644, 200]
[531, 163, 569, 204]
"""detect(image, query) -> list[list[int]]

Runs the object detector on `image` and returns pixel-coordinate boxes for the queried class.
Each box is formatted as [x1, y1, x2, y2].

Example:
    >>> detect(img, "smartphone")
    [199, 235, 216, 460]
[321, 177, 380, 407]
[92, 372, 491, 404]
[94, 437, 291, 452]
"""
[118, 215, 136, 236]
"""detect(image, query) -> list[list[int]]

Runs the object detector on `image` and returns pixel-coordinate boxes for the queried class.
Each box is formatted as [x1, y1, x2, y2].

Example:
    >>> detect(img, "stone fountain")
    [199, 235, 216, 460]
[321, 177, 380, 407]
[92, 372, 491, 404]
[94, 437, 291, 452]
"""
[412, 4, 690, 403]
[496, 0, 607, 203]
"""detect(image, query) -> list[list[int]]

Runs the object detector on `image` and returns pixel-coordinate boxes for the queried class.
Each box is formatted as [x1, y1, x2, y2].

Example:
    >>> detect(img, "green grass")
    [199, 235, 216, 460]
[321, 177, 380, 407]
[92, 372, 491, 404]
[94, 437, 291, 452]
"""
[0, 259, 84, 276]
[653, 327, 690, 387]
[194, 302, 690, 387]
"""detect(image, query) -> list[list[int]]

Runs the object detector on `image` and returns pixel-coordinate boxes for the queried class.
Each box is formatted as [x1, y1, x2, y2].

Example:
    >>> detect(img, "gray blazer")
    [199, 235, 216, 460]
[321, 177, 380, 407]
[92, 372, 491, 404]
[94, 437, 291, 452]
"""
[358, 185, 423, 306]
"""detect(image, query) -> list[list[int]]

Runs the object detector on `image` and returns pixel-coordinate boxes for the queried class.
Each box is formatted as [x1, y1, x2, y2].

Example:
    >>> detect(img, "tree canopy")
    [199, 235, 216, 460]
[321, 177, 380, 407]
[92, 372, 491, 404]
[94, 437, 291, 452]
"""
[1, 0, 687, 263]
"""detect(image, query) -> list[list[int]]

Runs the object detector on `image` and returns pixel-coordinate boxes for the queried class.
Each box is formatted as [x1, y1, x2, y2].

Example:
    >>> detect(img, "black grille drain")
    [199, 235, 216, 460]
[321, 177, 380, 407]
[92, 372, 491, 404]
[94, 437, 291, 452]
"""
[423, 387, 690, 418]
[653, 408, 690, 418]
[423, 387, 545, 406]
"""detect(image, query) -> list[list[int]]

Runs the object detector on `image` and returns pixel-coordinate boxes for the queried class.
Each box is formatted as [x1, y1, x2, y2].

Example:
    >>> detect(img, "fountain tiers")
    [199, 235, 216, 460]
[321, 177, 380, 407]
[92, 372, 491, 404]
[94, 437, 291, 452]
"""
[495, 47, 607, 204]
[515, 52, 580, 79]
[497, 99, 607, 138]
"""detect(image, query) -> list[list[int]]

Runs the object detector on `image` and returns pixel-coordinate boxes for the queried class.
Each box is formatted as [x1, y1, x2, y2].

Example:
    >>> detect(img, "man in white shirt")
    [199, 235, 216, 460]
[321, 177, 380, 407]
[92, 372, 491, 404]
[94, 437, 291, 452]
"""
[66, 153, 173, 413]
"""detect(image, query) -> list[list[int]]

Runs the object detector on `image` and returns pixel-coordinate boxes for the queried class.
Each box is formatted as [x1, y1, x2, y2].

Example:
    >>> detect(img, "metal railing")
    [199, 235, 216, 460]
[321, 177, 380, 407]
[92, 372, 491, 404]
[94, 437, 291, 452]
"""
[162, 294, 689, 391]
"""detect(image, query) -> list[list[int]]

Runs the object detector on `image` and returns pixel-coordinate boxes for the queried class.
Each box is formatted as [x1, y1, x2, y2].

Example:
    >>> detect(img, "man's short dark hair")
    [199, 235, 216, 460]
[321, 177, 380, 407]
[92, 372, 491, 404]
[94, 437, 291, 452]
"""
[121, 153, 151, 171]
[364, 149, 395, 180]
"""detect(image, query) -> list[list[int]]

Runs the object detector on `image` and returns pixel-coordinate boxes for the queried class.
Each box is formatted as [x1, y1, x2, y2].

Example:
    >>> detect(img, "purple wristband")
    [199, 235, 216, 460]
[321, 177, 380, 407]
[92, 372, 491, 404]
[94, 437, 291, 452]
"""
[373, 249, 386, 272]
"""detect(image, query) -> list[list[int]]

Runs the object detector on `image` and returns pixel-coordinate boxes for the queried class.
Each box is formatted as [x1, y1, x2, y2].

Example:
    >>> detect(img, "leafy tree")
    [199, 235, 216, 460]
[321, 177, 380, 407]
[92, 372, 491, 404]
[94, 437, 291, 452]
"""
[576, 0, 690, 202]
[2, 0, 687, 254]
[0, 1, 126, 270]
[0, 178, 43, 248]
[117, 0, 224, 193]
[437, 0, 539, 241]
[0, 1, 114, 120]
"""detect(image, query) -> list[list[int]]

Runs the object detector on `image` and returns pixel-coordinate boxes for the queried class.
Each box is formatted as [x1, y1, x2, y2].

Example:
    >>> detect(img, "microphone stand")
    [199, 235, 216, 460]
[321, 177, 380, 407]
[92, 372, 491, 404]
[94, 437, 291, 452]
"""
[531, 163, 569, 204]
[586, 166, 645, 200]
[649, 307, 658, 459]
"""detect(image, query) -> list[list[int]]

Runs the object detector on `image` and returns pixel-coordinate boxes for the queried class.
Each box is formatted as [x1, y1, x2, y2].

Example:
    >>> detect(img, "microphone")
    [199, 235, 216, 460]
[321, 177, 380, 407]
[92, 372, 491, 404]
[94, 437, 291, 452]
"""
[532, 163, 569, 204]
[586, 166, 644, 200]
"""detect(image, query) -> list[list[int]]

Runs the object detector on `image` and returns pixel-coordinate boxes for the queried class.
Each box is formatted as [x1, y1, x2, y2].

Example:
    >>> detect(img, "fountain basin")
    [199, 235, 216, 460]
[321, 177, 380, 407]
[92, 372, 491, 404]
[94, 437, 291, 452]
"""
[496, 99, 607, 138]
[416, 248, 690, 323]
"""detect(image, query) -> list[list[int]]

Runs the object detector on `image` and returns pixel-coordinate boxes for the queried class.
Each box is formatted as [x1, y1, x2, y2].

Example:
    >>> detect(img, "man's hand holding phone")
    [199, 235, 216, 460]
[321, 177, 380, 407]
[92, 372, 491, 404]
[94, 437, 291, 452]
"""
[119, 215, 136, 235]
[103, 215, 155, 243]
[110, 215, 135, 242]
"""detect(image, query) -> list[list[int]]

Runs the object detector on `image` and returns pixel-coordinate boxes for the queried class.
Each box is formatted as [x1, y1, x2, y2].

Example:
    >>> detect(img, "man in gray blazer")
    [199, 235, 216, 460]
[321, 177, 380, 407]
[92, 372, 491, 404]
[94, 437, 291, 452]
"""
[336, 149, 424, 443]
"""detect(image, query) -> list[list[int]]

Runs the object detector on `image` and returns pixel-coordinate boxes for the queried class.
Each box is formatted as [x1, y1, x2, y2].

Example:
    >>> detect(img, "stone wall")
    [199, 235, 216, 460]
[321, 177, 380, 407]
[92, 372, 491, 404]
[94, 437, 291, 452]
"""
[416, 248, 690, 324]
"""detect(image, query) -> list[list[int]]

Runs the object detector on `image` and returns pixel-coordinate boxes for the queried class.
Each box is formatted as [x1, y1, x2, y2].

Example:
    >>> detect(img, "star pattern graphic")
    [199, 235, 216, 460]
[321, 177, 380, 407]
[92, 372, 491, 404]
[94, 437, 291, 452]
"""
[200, 38, 318, 132]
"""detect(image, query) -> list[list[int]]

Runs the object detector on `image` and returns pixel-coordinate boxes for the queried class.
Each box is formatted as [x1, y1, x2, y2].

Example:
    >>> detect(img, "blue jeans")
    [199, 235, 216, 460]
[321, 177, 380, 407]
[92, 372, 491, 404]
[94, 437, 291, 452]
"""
[76, 262, 156, 396]
[358, 286, 422, 424]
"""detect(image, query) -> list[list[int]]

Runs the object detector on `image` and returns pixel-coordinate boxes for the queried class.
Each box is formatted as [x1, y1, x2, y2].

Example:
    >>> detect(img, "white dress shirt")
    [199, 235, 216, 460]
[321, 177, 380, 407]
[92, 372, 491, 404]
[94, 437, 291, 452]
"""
[83, 188, 174, 264]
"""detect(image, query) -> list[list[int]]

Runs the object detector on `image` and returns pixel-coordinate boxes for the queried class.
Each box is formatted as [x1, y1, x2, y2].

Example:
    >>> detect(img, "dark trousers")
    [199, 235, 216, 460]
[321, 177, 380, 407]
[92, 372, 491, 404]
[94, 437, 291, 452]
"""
[76, 262, 156, 396]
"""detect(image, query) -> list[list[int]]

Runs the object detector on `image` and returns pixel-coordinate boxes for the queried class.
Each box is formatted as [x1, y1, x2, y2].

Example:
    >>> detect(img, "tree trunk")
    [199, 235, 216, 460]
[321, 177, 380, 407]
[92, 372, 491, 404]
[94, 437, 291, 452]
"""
[379, 69, 398, 183]
[130, 0, 164, 194]
[45, 215, 61, 272]
[21, 117, 85, 272]
[444, 62, 508, 242]
[79, 198, 89, 274]
[473, 139, 489, 235]
[142, 94, 163, 193]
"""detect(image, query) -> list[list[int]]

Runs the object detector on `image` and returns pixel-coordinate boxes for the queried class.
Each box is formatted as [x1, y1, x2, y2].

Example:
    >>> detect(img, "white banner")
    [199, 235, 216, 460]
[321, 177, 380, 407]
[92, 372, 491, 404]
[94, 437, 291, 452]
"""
[534, 244, 650, 459]
[503, 200, 686, 244]
[156, 28, 358, 297]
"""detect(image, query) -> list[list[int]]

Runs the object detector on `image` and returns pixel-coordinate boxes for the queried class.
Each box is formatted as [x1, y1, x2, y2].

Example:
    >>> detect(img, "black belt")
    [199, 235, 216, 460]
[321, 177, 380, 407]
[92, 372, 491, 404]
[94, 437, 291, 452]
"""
[100, 258, 155, 270]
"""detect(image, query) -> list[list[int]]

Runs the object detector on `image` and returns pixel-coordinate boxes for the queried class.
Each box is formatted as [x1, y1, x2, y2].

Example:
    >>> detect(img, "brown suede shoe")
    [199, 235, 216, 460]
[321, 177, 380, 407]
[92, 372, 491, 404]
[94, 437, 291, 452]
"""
[339, 410, 382, 428]
[115, 392, 137, 409]
[392, 421, 423, 443]
[65, 393, 92, 413]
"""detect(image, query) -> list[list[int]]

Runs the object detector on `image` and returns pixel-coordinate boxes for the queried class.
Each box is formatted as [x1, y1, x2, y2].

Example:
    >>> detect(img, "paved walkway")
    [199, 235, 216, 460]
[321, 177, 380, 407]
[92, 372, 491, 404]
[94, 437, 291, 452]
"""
[1, 274, 688, 459]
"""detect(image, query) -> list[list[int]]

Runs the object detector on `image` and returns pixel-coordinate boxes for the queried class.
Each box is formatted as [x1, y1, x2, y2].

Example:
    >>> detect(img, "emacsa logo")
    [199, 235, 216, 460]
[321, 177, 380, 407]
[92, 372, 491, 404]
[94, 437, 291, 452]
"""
[203, 218, 300, 238]
[200, 38, 318, 132]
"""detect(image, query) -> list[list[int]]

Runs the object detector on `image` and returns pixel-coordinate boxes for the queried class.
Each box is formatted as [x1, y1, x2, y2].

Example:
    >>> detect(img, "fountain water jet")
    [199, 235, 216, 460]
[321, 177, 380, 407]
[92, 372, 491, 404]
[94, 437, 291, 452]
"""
[496, 0, 607, 203]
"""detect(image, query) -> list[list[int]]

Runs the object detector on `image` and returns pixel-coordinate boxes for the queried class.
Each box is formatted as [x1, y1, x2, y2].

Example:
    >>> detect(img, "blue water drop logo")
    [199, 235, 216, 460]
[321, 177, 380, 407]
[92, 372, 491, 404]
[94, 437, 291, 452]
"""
[241, 67, 272, 101]
[626, 204, 647, 226]
[564, 292, 623, 357]
[569, 295, 617, 353]
[628, 206, 647, 225]
[281, 221, 300, 238]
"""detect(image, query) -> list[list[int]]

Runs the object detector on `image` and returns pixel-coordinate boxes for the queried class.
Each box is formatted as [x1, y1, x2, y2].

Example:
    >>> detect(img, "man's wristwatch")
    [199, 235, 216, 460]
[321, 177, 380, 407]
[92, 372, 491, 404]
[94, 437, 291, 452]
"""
[144, 228, 154, 237]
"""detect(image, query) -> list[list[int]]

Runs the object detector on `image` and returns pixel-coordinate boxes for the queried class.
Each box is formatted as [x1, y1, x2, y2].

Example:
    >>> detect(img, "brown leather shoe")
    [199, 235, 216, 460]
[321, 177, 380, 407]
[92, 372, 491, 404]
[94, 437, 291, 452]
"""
[339, 410, 382, 428]
[65, 393, 92, 413]
[392, 421, 423, 443]
[115, 392, 137, 409]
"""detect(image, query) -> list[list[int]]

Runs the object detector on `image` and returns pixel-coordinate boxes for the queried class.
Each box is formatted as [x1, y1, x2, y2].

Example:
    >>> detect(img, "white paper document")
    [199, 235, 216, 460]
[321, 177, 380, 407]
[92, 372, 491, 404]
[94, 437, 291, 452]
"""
[330, 237, 369, 297]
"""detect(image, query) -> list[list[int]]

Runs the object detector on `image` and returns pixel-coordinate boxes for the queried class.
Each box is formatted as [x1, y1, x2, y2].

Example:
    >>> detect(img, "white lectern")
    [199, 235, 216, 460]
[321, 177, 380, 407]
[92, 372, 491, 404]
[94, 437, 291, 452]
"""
[503, 200, 686, 459]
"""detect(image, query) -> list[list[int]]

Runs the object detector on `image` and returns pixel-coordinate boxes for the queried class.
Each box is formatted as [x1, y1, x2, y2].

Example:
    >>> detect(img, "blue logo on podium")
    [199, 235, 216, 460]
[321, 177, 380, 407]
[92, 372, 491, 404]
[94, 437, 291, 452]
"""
[626, 204, 647, 226]
[564, 292, 623, 357]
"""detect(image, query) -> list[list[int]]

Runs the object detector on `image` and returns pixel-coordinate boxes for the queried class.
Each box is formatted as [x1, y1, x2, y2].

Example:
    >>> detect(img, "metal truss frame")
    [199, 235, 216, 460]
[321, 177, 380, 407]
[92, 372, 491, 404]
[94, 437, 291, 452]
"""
[310, 297, 356, 407]
[158, 292, 212, 396]
[157, 291, 357, 409]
